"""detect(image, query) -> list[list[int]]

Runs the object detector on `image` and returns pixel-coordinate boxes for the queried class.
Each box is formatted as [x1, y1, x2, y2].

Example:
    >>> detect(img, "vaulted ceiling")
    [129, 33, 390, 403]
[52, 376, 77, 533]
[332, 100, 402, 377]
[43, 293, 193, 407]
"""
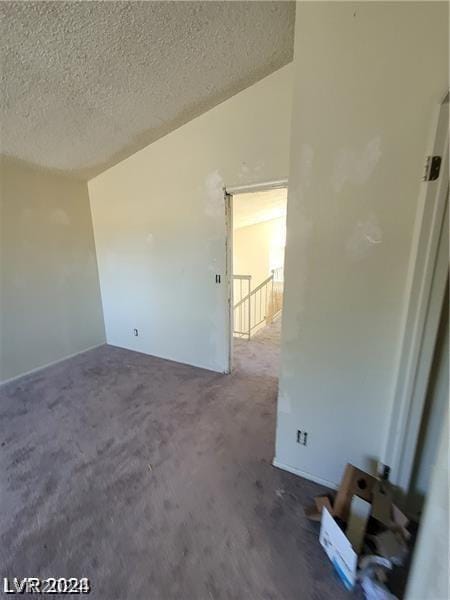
[0, 1, 295, 180]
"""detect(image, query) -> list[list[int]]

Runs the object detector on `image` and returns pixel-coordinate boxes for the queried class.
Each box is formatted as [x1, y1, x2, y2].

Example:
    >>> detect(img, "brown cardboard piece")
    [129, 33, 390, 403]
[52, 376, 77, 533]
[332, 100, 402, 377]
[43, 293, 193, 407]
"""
[373, 530, 408, 565]
[391, 504, 411, 541]
[333, 464, 378, 521]
[346, 495, 371, 553]
[371, 482, 411, 541]
[304, 495, 334, 522]
[371, 481, 393, 526]
[305, 463, 378, 523]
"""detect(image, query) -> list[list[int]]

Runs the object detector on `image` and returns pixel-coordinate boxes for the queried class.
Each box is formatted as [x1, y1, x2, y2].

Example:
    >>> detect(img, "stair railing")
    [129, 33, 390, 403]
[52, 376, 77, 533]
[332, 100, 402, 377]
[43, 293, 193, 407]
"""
[233, 268, 283, 340]
[233, 275, 251, 338]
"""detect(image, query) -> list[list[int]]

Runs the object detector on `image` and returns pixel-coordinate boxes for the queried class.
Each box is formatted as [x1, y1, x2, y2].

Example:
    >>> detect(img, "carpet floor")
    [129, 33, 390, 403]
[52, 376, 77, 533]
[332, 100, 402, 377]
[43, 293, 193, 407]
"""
[0, 320, 353, 599]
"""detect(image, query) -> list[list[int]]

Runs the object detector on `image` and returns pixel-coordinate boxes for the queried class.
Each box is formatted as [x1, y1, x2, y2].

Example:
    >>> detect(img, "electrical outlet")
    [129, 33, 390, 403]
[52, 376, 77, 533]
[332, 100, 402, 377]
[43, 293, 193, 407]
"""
[133, 328, 139, 337]
[296, 430, 308, 446]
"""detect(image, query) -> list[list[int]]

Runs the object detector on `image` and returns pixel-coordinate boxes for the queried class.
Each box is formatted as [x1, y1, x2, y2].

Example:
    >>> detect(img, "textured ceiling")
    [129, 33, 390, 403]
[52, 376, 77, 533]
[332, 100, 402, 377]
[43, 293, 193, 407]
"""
[0, 1, 295, 180]
[233, 188, 287, 229]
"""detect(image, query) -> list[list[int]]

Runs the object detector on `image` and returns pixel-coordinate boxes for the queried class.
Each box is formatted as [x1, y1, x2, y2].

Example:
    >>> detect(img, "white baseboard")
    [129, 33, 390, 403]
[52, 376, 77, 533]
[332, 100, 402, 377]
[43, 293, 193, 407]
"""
[272, 458, 338, 491]
[0, 343, 105, 387]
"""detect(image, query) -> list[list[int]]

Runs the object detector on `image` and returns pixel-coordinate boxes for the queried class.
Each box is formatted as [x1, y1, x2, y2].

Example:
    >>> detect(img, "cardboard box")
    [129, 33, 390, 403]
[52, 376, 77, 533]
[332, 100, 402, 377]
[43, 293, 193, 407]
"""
[319, 507, 358, 590]
[311, 463, 411, 590]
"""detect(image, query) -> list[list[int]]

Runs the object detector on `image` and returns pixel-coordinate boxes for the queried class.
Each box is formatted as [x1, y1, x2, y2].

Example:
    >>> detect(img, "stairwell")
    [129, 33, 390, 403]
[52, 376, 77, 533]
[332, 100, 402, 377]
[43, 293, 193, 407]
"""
[233, 268, 284, 340]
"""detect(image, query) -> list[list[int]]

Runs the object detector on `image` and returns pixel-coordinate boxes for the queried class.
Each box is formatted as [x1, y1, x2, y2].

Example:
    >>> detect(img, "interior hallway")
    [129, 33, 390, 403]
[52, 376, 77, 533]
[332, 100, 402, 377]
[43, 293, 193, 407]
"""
[1, 322, 352, 600]
[233, 317, 283, 377]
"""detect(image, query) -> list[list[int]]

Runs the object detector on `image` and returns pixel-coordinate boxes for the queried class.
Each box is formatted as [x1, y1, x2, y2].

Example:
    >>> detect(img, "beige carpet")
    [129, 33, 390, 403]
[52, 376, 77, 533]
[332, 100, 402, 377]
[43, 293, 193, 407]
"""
[0, 319, 353, 599]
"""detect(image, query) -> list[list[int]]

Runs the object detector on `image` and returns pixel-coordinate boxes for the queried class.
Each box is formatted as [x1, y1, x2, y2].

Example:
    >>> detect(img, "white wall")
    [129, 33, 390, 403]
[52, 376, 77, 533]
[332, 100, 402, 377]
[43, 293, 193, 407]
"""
[408, 299, 448, 514]
[89, 65, 292, 372]
[406, 406, 449, 600]
[0, 158, 105, 383]
[233, 216, 285, 289]
[274, 2, 449, 487]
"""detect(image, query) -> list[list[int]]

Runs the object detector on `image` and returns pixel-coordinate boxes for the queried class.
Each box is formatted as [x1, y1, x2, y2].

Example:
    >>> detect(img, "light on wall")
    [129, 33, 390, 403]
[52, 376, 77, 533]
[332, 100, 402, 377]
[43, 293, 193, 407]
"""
[269, 219, 286, 272]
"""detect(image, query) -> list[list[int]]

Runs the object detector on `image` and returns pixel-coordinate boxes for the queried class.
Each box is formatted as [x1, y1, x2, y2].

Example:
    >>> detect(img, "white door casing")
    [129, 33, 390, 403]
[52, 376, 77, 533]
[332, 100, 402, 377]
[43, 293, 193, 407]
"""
[383, 93, 449, 492]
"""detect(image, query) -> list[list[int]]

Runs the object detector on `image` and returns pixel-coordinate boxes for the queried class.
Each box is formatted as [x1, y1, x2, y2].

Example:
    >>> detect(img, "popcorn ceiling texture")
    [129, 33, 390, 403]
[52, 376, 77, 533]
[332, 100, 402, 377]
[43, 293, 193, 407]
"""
[0, 1, 295, 180]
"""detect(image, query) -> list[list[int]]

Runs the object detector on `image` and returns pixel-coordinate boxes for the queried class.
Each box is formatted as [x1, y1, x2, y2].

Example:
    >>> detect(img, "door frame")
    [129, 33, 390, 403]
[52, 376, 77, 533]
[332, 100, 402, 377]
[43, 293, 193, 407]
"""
[383, 93, 449, 492]
[224, 191, 233, 374]
[224, 179, 288, 373]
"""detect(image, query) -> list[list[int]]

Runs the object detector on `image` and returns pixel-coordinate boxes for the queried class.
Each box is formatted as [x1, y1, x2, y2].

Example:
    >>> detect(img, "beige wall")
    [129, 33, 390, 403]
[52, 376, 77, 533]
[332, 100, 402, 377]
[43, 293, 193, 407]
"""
[0, 159, 105, 382]
[89, 65, 292, 372]
[233, 216, 285, 291]
[275, 2, 449, 487]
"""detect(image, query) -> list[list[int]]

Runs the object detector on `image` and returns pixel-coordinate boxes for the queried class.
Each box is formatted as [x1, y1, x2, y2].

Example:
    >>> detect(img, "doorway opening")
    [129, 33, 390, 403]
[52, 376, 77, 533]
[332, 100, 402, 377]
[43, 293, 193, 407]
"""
[226, 184, 287, 372]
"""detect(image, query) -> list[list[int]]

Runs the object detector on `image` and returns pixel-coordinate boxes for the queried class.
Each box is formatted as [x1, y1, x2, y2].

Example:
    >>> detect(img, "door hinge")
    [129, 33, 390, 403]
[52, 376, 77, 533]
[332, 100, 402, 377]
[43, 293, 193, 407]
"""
[423, 155, 442, 182]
